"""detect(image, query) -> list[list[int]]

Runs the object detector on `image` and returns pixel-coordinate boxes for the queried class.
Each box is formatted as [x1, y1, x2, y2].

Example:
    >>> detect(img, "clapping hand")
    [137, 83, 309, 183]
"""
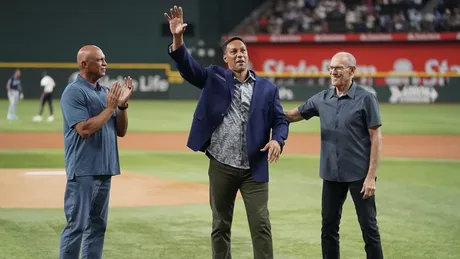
[107, 82, 122, 110]
[118, 77, 133, 107]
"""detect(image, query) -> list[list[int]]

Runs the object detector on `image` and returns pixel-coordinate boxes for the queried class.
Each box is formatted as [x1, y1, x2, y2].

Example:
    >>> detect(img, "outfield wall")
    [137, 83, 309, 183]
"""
[2, 1, 459, 104]
[0, 67, 459, 103]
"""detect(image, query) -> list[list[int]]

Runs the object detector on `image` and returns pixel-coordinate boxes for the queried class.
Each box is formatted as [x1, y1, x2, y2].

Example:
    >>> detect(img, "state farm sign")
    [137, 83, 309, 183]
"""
[246, 43, 460, 86]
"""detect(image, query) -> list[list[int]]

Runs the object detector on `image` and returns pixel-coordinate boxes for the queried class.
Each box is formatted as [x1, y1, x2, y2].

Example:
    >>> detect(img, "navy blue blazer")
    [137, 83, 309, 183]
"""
[168, 44, 289, 182]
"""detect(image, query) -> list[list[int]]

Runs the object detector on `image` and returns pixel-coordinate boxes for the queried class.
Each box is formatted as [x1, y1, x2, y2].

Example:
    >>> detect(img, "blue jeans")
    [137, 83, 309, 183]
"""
[59, 175, 112, 259]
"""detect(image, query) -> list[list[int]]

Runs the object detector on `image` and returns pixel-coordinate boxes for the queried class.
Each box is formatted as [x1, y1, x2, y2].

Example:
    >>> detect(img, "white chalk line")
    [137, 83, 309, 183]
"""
[23, 171, 66, 176]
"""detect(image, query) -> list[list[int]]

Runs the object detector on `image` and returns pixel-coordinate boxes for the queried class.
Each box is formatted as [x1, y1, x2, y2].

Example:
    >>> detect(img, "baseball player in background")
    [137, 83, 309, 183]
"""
[6, 69, 22, 120]
[33, 71, 56, 122]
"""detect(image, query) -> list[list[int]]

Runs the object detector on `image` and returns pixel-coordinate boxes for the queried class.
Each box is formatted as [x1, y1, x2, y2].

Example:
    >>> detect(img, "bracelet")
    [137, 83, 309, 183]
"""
[118, 104, 128, 110]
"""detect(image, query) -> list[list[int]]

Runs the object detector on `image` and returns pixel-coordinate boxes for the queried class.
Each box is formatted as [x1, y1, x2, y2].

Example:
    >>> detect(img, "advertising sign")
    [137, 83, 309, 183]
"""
[246, 42, 460, 103]
[247, 42, 460, 77]
[0, 68, 171, 100]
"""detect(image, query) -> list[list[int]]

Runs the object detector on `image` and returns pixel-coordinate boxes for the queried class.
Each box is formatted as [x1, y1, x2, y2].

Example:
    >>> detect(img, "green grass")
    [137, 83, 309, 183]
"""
[0, 151, 459, 259]
[1, 100, 459, 135]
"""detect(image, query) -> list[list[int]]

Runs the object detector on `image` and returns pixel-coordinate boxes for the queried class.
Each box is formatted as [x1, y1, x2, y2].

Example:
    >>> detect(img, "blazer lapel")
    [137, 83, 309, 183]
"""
[248, 73, 261, 120]
[225, 70, 235, 100]
[223, 70, 261, 120]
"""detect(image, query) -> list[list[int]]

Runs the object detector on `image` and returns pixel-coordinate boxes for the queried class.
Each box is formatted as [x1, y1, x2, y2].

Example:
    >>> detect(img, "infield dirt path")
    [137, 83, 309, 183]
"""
[0, 132, 458, 209]
[1, 132, 459, 159]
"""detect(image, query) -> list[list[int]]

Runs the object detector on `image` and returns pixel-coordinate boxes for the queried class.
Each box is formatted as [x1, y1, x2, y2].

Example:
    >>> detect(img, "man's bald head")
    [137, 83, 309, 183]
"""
[331, 52, 356, 67]
[329, 51, 356, 89]
[76, 45, 107, 81]
[77, 45, 103, 67]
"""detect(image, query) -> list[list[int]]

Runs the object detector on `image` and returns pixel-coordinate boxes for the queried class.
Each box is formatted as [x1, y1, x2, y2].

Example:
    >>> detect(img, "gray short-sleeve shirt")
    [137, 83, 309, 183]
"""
[298, 81, 382, 182]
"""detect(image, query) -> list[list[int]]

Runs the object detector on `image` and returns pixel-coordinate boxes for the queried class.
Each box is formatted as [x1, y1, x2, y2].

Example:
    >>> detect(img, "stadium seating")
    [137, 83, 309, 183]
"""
[234, 0, 460, 34]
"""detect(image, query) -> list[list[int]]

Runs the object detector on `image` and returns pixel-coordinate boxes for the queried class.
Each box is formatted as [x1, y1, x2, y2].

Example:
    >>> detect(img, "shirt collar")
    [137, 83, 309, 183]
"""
[234, 70, 256, 84]
[328, 80, 357, 99]
[76, 74, 103, 91]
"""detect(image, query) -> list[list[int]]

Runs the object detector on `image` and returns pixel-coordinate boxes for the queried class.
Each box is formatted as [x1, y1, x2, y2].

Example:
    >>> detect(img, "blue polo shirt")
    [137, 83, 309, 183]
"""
[8, 76, 21, 90]
[298, 81, 382, 182]
[60, 74, 120, 180]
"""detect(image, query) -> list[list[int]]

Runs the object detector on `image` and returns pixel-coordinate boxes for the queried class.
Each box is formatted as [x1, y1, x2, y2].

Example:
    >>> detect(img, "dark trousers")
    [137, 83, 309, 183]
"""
[59, 175, 112, 259]
[39, 92, 53, 115]
[321, 178, 383, 259]
[208, 158, 273, 259]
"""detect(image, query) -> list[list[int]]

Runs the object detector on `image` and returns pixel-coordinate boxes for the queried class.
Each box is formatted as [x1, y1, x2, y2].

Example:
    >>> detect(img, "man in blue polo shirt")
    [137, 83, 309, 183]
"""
[6, 69, 22, 120]
[285, 52, 384, 259]
[59, 45, 133, 259]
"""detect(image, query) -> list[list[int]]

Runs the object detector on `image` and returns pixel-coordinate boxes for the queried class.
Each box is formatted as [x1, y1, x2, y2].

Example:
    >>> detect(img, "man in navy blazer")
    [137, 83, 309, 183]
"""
[165, 6, 289, 259]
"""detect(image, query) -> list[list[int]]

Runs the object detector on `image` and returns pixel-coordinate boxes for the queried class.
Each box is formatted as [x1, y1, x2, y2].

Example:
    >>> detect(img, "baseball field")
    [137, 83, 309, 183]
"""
[0, 99, 459, 259]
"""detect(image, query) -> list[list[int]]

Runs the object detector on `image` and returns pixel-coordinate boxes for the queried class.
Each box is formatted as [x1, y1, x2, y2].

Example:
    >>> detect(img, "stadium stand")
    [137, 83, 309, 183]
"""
[234, 0, 460, 34]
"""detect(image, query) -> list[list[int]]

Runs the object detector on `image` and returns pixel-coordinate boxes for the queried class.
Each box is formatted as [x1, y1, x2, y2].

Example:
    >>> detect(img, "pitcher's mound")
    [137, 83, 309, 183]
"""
[0, 169, 209, 208]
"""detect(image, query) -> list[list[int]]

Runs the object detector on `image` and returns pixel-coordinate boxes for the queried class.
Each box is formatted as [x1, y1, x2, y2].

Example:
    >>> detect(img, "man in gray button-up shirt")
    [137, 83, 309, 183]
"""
[207, 71, 256, 169]
[285, 52, 384, 259]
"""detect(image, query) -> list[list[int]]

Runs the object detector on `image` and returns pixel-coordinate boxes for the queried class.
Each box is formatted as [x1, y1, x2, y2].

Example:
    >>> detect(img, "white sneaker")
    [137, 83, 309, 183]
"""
[47, 116, 54, 122]
[32, 115, 43, 122]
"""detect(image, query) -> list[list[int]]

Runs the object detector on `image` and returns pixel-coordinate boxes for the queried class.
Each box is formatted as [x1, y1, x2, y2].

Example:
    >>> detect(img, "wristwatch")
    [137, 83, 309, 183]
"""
[118, 103, 128, 110]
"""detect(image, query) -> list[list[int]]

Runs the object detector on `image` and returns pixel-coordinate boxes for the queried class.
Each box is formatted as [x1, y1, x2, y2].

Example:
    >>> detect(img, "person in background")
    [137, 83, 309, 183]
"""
[33, 71, 56, 122]
[6, 69, 22, 120]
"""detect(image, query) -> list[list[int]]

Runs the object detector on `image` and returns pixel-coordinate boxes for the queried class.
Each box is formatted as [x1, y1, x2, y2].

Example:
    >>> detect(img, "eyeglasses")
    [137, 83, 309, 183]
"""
[326, 66, 351, 72]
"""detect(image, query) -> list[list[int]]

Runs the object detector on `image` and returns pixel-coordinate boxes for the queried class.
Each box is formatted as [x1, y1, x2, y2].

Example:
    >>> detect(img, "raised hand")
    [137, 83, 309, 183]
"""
[118, 77, 133, 106]
[164, 5, 187, 36]
[107, 81, 122, 109]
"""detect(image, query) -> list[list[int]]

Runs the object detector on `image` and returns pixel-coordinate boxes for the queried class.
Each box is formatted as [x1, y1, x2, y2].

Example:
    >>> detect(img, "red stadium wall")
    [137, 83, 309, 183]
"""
[246, 42, 460, 76]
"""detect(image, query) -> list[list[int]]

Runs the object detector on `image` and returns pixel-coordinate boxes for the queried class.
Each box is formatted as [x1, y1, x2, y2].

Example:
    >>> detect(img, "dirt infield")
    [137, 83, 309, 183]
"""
[0, 132, 459, 209]
[1, 132, 459, 159]
[0, 169, 209, 209]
